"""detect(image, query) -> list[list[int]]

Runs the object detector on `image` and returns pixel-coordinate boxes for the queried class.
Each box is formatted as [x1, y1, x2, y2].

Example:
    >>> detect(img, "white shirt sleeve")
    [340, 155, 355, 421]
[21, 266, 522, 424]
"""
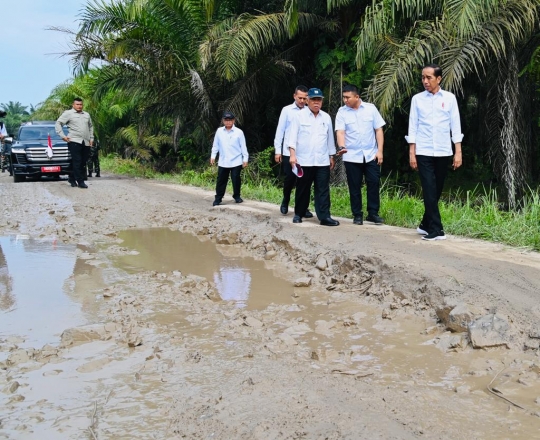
[274, 107, 288, 154]
[450, 95, 464, 144]
[211, 130, 220, 159]
[287, 113, 300, 151]
[326, 115, 336, 155]
[239, 130, 249, 162]
[405, 95, 418, 144]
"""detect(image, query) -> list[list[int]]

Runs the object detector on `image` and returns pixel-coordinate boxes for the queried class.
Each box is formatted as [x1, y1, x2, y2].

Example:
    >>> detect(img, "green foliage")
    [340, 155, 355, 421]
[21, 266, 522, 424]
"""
[0, 101, 31, 135]
[243, 146, 278, 185]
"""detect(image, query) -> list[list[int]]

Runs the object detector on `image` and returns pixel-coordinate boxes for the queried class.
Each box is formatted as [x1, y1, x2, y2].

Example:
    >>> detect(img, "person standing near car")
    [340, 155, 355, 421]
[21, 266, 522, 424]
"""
[288, 88, 339, 226]
[335, 84, 386, 226]
[55, 98, 94, 188]
[273, 85, 312, 218]
[87, 139, 100, 178]
[0, 111, 10, 175]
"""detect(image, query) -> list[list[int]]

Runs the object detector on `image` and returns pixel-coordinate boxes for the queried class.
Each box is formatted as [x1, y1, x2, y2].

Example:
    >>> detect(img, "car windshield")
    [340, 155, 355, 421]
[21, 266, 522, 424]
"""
[18, 127, 67, 141]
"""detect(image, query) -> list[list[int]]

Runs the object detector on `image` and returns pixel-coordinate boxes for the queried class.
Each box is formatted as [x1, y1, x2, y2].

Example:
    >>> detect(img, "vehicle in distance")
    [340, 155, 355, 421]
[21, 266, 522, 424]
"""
[8, 121, 71, 183]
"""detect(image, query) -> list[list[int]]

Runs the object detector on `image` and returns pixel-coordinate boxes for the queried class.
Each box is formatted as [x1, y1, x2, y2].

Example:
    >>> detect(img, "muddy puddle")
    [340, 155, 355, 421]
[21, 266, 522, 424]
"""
[2, 228, 540, 438]
[0, 236, 98, 349]
[115, 228, 295, 309]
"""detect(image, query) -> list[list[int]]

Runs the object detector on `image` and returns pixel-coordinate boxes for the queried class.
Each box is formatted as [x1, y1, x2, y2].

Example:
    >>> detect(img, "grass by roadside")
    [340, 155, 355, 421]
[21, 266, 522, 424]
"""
[101, 155, 540, 251]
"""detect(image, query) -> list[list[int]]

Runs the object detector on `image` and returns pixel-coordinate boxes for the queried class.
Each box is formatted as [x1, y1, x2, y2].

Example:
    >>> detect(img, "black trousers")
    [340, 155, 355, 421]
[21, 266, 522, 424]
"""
[281, 155, 297, 203]
[416, 155, 450, 233]
[344, 159, 380, 218]
[215, 165, 242, 201]
[87, 146, 100, 174]
[294, 166, 330, 220]
[68, 141, 90, 184]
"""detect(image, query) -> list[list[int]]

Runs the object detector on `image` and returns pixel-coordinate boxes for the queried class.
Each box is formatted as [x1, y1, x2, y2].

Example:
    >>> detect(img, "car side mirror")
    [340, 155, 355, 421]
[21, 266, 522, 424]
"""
[3, 137, 13, 144]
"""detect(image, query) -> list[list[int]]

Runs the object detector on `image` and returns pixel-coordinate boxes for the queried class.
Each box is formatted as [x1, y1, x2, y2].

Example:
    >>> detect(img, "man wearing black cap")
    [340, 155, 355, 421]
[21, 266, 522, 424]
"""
[210, 111, 249, 206]
[288, 88, 339, 226]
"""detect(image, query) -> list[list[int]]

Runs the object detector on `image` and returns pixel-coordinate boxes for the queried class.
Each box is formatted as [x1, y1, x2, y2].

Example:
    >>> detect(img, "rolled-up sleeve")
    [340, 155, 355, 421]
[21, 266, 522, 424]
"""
[450, 96, 463, 143]
[405, 96, 418, 144]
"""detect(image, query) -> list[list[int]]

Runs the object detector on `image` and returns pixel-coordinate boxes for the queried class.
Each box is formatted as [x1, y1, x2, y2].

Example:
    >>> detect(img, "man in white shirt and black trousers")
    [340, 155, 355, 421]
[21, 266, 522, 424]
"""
[288, 88, 339, 226]
[273, 85, 312, 219]
[210, 111, 249, 206]
[406, 64, 463, 241]
[335, 84, 386, 226]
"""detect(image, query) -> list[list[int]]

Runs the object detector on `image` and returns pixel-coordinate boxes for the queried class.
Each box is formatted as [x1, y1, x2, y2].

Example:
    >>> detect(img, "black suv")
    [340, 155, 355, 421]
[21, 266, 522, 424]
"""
[8, 122, 71, 182]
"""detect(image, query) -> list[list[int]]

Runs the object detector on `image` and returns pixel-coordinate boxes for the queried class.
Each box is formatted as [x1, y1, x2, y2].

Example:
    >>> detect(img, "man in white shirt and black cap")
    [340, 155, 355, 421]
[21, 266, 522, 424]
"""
[210, 111, 249, 206]
[274, 85, 312, 219]
[406, 64, 463, 241]
[287, 88, 339, 226]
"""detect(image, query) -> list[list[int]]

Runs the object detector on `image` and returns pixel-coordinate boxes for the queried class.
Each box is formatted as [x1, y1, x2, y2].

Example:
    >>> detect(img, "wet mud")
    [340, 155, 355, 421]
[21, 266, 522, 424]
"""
[1, 175, 540, 439]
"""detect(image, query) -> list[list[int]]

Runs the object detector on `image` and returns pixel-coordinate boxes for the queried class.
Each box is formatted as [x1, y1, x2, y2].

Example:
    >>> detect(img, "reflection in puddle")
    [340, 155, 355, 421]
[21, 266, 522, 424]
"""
[0, 236, 85, 347]
[116, 228, 293, 308]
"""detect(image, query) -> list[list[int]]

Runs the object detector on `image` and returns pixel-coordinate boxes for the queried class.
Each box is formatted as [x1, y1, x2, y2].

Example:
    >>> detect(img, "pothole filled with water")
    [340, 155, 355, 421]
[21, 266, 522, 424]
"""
[114, 228, 294, 309]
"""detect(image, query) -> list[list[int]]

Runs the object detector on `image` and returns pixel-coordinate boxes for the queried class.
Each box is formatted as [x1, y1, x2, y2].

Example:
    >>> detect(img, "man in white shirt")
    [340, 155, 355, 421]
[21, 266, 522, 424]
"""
[335, 84, 385, 225]
[274, 85, 313, 218]
[288, 88, 339, 226]
[210, 111, 249, 206]
[406, 64, 463, 241]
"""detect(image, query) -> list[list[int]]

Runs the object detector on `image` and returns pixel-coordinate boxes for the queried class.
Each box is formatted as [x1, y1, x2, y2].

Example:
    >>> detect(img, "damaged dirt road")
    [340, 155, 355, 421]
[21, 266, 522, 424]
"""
[1, 173, 540, 439]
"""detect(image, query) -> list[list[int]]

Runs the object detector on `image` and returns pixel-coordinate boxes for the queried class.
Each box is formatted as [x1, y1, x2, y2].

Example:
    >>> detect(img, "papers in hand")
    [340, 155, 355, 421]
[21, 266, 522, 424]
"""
[292, 163, 303, 178]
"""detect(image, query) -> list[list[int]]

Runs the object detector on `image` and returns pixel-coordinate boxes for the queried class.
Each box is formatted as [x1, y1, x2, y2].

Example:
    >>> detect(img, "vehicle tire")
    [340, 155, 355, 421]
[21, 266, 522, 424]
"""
[13, 173, 25, 183]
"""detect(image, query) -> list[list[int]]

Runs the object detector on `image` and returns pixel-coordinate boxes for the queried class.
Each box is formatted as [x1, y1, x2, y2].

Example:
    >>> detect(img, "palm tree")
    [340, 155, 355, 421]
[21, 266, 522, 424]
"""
[355, 0, 540, 208]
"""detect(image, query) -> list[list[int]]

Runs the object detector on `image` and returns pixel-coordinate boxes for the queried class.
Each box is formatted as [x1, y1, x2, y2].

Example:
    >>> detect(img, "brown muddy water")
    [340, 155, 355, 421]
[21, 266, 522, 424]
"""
[0, 236, 87, 348]
[1, 229, 540, 439]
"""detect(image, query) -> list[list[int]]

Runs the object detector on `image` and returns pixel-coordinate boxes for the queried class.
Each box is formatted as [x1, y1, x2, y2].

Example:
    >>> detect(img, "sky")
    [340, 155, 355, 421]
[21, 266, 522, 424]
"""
[2, 0, 92, 109]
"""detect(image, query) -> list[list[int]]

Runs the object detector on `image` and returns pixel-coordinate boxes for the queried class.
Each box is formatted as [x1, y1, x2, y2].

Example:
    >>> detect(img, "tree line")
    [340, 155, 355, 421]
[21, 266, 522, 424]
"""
[30, 0, 540, 209]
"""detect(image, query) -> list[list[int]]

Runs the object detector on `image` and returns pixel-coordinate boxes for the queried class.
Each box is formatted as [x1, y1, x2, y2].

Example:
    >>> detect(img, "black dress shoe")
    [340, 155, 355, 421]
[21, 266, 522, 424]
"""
[353, 216, 363, 225]
[88, 173, 92, 178]
[304, 210, 314, 218]
[78, 182, 88, 189]
[366, 214, 384, 224]
[95, 173, 100, 177]
[292, 215, 302, 223]
[70, 181, 77, 188]
[213, 200, 221, 206]
[234, 197, 243, 203]
[320, 217, 339, 226]
[280, 202, 288, 215]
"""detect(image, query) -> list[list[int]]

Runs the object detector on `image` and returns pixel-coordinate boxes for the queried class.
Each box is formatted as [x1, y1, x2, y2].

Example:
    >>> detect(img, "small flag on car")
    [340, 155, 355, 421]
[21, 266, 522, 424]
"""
[47, 134, 53, 158]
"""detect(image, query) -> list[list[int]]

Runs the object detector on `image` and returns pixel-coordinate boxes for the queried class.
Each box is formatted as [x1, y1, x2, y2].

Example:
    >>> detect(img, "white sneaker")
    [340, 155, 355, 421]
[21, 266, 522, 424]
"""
[416, 226, 428, 235]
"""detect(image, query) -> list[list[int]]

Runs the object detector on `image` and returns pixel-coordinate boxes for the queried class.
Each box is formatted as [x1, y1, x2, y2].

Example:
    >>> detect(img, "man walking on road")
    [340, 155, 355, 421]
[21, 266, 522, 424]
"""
[274, 85, 312, 218]
[406, 64, 463, 241]
[335, 84, 385, 225]
[288, 88, 339, 226]
[210, 111, 249, 206]
[55, 98, 94, 189]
